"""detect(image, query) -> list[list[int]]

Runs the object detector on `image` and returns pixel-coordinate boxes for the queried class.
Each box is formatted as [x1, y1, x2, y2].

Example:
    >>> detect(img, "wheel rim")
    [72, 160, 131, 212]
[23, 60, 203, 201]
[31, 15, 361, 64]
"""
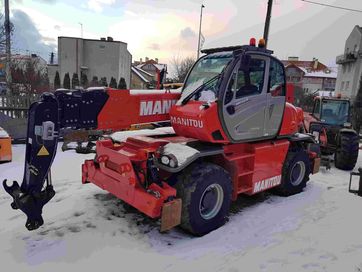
[290, 161, 306, 186]
[199, 184, 224, 220]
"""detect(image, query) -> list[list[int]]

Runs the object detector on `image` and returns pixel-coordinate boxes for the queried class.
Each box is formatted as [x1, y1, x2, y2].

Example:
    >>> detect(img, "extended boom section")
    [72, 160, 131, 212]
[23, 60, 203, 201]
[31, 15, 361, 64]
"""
[3, 88, 181, 230]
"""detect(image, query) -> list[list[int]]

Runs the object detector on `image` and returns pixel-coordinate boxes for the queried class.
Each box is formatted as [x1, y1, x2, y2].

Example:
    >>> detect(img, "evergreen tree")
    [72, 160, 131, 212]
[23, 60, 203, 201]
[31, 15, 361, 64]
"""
[118, 77, 127, 89]
[63, 73, 71, 89]
[100, 77, 108, 87]
[91, 76, 99, 87]
[109, 77, 117, 88]
[71, 73, 80, 89]
[81, 73, 88, 88]
[54, 71, 61, 89]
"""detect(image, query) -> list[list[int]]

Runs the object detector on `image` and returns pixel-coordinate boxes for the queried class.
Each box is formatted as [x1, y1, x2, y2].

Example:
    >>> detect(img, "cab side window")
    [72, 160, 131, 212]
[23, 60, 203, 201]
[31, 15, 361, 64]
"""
[226, 57, 266, 101]
[269, 59, 286, 96]
[236, 58, 265, 99]
[313, 99, 321, 119]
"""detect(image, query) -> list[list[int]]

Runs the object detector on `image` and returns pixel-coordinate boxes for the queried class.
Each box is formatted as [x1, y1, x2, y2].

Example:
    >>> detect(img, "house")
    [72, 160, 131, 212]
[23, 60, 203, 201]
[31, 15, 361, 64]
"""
[131, 66, 154, 89]
[335, 25, 362, 98]
[134, 57, 167, 86]
[48, 36, 132, 89]
[281, 57, 337, 94]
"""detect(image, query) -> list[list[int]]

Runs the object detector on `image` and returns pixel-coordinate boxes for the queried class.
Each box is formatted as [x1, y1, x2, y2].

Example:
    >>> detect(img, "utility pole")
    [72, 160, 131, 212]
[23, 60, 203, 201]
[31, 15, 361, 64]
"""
[4, 0, 12, 94]
[197, 4, 205, 59]
[263, 0, 273, 48]
[79, 22, 83, 38]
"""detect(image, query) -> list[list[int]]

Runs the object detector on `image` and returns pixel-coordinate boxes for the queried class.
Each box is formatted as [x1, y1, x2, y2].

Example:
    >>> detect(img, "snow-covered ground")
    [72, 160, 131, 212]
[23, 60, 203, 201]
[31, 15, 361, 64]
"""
[1, 143, 362, 272]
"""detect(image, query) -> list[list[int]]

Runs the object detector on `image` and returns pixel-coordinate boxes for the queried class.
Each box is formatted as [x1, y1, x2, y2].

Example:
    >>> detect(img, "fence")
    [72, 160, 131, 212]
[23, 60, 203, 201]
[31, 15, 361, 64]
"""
[0, 93, 40, 139]
[0, 93, 39, 118]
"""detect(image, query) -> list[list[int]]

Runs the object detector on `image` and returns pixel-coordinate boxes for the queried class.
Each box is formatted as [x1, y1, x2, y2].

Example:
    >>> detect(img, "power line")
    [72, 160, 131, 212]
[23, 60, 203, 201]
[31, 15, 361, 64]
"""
[301, 0, 362, 13]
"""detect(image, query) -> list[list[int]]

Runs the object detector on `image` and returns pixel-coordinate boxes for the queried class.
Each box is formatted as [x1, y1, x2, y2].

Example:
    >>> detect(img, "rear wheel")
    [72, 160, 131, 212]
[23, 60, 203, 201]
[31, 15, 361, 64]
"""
[174, 162, 232, 236]
[273, 148, 311, 196]
[334, 133, 359, 170]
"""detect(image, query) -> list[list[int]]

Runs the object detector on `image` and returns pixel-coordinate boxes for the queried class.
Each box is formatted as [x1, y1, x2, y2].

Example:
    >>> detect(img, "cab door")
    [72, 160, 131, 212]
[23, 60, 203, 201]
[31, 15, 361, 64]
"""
[222, 54, 269, 141]
[264, 58, 286, 137]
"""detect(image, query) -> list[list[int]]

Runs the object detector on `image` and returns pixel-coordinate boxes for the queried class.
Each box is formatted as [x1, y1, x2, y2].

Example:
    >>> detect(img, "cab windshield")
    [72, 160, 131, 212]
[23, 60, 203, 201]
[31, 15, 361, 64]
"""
[320, 99, 350, 125]
[180, 52, 233, 103]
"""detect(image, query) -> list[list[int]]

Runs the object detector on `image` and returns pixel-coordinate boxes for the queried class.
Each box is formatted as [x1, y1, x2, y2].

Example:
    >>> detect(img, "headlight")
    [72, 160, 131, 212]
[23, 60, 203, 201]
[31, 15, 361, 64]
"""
[160, 154, 178, 168]
[161, 155, 170, 165]
[169, 158, 177, 168]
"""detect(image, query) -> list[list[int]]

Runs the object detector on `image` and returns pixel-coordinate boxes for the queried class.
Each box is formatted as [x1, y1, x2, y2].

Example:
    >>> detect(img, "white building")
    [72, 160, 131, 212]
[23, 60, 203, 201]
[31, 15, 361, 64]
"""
[49, 36, 132, 89]
[335, 25, 362, 98]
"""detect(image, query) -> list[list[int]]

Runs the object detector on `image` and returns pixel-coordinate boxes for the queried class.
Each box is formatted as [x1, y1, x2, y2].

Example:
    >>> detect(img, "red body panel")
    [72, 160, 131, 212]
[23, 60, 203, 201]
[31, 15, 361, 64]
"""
[0, 137, 12, 162]
[286, 83, 295, 104]
[213, 139, 289, 200]
[97, 89, 181, 131]
[82, 137, 179, 218]
[170, 101, 229, 144]
[83, 135, 290, 218]
[279, 102, 304, 136]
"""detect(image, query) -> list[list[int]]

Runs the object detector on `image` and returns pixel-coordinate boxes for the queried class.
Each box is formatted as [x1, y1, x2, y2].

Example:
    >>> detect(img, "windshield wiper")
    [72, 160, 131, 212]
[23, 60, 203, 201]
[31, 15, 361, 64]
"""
[181, 74, 221, 105]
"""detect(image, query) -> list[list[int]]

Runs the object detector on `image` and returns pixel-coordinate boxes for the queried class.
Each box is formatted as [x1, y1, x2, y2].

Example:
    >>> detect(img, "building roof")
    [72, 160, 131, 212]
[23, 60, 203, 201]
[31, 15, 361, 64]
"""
[284, 62, 337, 79]
[131, 66, 149, 83]
[303, 69, 337, 79]
[281, 59, 327, 71]
[137, 62, 167, 72]
[58, 36, 127, 45]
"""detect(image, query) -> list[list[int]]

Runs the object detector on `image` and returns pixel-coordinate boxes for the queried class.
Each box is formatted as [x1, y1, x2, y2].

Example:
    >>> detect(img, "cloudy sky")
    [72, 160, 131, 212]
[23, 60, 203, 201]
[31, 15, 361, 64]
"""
[5, 0, 362, 67]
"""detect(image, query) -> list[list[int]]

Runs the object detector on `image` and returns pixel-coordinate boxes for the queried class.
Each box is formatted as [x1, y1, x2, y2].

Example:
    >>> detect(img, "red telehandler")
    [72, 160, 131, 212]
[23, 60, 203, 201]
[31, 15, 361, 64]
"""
[3, 40, 320, 236]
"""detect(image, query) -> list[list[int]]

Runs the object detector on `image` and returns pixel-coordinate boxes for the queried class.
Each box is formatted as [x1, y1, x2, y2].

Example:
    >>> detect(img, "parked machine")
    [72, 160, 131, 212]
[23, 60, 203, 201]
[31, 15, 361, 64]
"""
[303, 96, 359, 170]
[0, 127, 12, 163]
[3, 39, 320, 236]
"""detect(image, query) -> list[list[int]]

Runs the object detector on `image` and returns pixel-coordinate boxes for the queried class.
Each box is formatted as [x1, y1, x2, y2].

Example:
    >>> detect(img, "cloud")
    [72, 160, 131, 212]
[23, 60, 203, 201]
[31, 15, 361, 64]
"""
[148, 43, 160, 50]
[87, 0, 116, 13]
[34, 0, 57, 3]
[11, 9, 56, 61]
[180, 27, 196, 39]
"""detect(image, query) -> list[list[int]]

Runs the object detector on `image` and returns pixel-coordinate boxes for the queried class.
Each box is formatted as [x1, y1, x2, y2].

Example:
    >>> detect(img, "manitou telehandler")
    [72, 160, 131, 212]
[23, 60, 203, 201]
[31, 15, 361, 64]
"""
[3, 39, 320, 236]
[303, 96, 359, 170]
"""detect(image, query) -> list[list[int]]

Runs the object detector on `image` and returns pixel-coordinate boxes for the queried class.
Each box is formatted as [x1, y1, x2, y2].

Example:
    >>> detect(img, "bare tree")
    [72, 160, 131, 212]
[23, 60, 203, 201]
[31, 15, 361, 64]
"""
[10, 56, 49, 94]
[171, 56, 196, 83]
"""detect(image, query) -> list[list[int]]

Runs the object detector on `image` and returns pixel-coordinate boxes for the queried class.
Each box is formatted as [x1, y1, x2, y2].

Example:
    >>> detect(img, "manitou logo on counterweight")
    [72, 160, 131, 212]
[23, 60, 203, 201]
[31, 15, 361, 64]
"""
[253, 175, 282, 193]
[140, 100, 178, 116]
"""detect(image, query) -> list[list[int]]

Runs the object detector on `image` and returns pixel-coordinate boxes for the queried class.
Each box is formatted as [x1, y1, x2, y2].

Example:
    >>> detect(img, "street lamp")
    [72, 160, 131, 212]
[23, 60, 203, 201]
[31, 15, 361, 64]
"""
[197, 4, 205, 59]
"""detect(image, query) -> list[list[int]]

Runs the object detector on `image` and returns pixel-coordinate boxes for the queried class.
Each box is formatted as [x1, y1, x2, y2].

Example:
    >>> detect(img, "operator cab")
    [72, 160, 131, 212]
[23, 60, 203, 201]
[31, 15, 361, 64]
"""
[311, 97, 351, 126]
[176, 38, 286, 143]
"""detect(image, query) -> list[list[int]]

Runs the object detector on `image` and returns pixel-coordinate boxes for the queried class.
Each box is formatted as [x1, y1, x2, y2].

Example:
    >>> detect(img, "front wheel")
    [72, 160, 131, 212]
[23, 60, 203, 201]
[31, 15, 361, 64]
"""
[175, 162, 232, 236]
[273, 148, 311, 196]
[334, 133, 359, 171]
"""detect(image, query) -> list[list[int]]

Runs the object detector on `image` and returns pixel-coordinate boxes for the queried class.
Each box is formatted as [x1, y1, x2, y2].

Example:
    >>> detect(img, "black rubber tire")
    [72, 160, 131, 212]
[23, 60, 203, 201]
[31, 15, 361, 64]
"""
[174, 162, 232, 236]
[273, 148, 311, 196]
[334, 133, 359, 170]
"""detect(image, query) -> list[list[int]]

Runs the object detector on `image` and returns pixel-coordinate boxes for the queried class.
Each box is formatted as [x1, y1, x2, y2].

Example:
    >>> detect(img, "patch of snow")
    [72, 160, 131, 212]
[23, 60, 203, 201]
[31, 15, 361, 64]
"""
[176, 78, 204, 106]
[131, 67, 150, 83]
[0, 127, 9, 138]
[1, 140, 362, 271]
[198, 90, 216, 103]
[161, 143, 199, 166]
[111, 127, 175, 142]
[129, 89, 181, 95]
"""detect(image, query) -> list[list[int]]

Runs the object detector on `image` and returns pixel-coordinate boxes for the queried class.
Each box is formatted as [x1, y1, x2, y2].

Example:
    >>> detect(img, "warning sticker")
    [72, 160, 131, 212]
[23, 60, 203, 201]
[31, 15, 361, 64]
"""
[37, 145, 50, 156]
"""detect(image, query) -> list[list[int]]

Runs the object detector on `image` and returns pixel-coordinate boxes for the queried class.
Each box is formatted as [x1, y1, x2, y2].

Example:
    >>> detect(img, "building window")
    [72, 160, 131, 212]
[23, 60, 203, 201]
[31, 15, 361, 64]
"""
[346, 81, 350, 91]
[343, 65, 346, 74]
[341, 81, 345, 90]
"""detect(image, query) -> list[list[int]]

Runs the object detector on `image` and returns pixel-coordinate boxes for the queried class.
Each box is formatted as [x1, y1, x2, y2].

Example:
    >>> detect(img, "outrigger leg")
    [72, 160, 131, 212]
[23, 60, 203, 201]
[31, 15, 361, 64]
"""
[3, 93, 59, 230]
